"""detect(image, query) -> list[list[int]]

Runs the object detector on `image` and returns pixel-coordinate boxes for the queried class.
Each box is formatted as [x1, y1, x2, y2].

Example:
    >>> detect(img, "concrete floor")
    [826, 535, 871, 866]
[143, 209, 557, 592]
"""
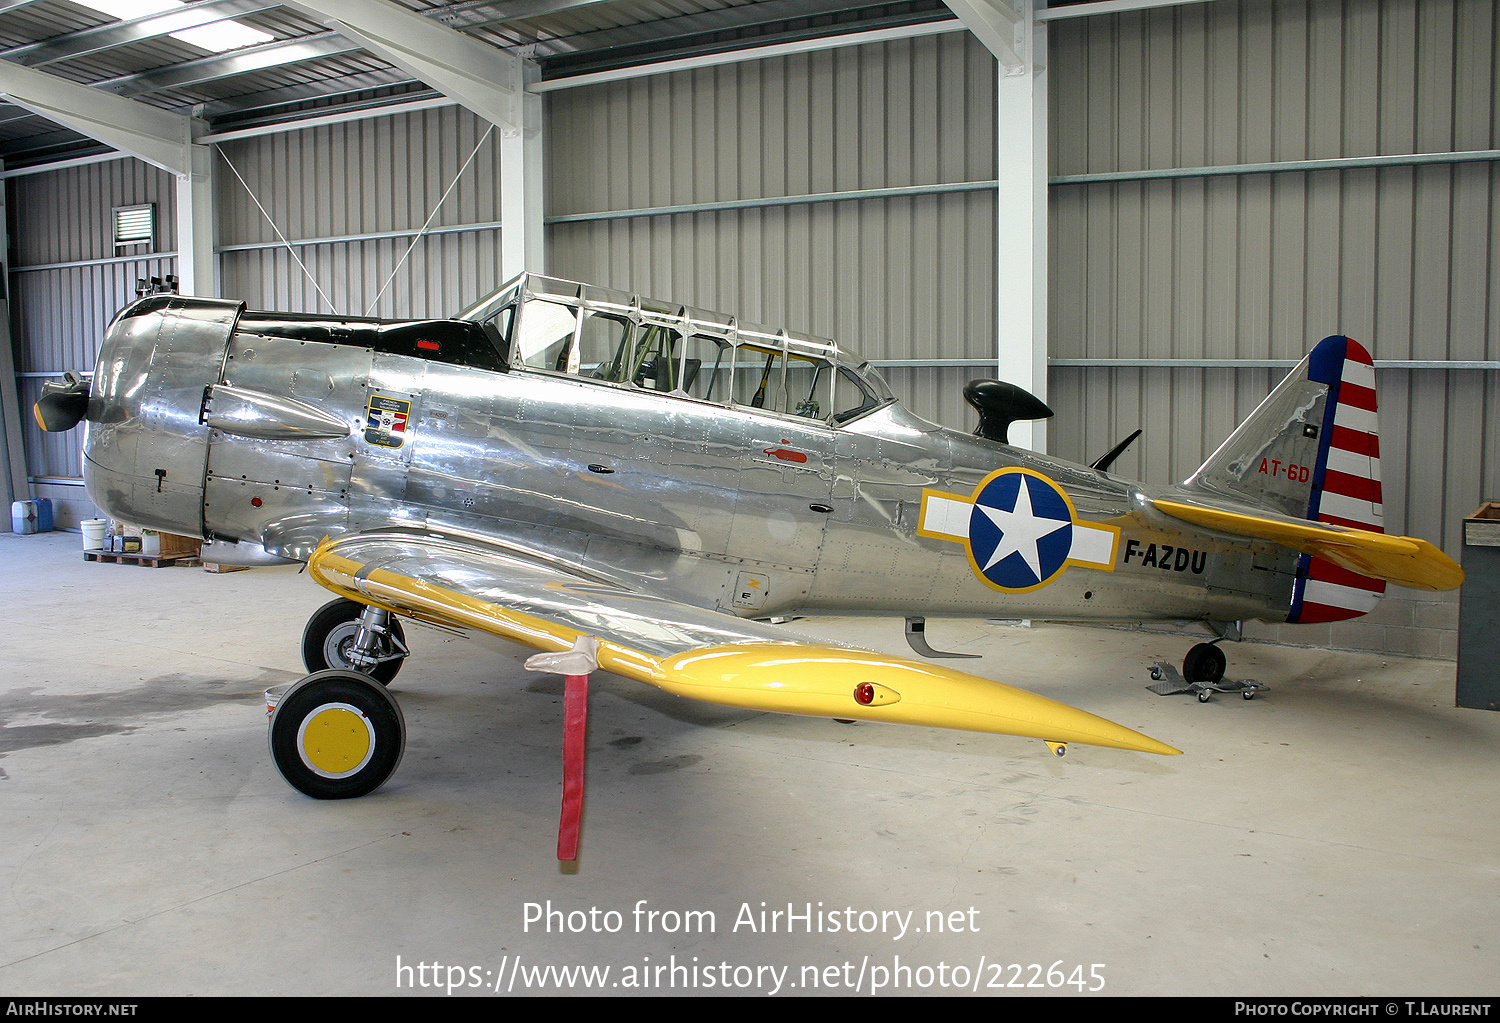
[0, 529, 1496, 997]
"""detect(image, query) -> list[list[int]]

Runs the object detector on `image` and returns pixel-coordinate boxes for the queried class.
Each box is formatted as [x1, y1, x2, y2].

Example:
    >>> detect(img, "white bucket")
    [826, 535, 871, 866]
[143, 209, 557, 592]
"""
[81, 518, 108, 550]
[265, 684, 292, 718]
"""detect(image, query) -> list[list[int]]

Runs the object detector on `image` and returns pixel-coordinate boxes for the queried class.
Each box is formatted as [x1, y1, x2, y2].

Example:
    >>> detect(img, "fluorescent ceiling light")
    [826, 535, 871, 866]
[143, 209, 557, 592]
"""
[69, 0, 273, 53]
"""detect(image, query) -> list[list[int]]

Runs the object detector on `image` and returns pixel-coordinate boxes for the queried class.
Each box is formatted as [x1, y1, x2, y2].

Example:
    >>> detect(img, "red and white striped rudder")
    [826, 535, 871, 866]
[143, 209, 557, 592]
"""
[1288, 336, 1384, 623]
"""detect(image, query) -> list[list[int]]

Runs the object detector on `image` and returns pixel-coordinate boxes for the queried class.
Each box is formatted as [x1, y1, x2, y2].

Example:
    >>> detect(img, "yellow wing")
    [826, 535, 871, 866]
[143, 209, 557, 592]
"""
[308, 530, 1180, 756]
[1154, 499, 1463, 590]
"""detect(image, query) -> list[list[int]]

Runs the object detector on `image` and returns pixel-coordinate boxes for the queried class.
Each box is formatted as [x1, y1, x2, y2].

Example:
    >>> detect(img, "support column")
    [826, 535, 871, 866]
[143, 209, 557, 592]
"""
[994, 1, 1047, 452]
[944, 0, 1048, 451]
[0, 161, 31, 514]
[175, 142, 217, 297]
[500, 59, 544, 281]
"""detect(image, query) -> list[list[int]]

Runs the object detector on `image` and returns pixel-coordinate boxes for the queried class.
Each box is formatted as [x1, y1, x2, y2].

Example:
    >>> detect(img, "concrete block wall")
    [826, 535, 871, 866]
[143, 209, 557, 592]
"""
[1131, 586, 1461, 662]
[1238, 590, 1459, 661]
[27, 482, 98, 533]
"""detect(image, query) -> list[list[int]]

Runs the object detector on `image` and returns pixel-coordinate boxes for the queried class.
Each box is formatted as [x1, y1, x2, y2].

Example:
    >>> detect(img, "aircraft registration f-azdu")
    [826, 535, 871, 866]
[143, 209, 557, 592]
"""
[37, 272, 1463, 801]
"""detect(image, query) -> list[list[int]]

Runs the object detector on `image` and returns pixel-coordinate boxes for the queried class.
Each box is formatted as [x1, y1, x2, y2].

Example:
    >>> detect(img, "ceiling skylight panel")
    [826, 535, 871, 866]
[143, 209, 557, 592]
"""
[67, 0, 274, 54]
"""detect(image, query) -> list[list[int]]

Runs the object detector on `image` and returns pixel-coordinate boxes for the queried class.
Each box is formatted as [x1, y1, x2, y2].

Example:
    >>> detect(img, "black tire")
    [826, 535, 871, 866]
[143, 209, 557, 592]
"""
[269, 669, 406, 799]
[1183, 643, 1227, 685]
[302, 598, 406, 685]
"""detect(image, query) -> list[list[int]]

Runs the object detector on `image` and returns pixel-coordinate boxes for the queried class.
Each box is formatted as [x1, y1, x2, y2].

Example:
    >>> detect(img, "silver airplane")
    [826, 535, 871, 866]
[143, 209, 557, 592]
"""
[35, 272, 1463, 803]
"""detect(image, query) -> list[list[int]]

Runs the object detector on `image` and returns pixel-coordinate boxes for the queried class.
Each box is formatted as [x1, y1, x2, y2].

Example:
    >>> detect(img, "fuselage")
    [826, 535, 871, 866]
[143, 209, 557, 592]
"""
[82, 284, 1299, 628]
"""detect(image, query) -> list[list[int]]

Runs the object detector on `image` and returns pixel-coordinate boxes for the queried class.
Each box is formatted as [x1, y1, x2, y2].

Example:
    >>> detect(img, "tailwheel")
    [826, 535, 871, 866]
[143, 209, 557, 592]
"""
[269, 669, 406, 799]
[1183, 642, 1227, 686]
[303, 598, 408, 685]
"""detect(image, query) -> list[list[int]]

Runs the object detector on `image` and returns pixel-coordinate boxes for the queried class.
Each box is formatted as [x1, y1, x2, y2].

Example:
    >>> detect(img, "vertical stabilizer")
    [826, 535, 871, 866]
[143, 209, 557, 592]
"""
[1183, 335, 1385, 623]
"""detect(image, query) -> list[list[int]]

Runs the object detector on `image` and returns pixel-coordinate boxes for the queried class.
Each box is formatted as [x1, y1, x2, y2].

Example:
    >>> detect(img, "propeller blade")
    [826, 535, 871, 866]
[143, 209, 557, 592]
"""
[33, 373, 91, 433]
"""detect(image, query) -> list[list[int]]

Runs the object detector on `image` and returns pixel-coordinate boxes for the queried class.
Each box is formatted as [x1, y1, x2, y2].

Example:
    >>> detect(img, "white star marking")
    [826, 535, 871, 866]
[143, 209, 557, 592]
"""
[976, 476, 1071, 580]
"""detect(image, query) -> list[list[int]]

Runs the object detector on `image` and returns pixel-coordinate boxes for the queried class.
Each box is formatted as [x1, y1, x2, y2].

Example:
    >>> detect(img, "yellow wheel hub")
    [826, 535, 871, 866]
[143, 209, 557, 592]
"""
[297, 703, 374, 778]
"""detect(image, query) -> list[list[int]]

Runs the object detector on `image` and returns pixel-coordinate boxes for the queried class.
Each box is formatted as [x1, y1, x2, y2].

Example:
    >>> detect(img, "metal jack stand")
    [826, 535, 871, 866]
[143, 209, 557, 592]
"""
[524, 635, 600, 862]
[1147, 661, 1268, 702]
[1146, 620, 1265, 701]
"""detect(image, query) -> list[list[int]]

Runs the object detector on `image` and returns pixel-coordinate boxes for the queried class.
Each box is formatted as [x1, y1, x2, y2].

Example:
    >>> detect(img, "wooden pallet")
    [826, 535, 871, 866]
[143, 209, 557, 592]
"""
[83, 549, 201, 568]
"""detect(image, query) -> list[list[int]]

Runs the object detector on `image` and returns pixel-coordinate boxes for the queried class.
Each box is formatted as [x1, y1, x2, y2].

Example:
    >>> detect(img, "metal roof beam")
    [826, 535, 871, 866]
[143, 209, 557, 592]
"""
[195, 66, 413, 119]
[92, 30, 361, 96]
[2, 0, 283, 68]
[0, 58, 197, 173]
[532, 0, 888, 56]
[1035, 0, 1220, 20]
[0, 104, 40, 125]
[532, 19, 965, 92]
[430, 0, 622, 29]
[282, 0, 522, 129]
[199, 92, 454, 141]
[0, 126, 98, 158]
[942, 0, 1023, 69]
[0, 151, 128, 178]
[541, 9, 946, 77]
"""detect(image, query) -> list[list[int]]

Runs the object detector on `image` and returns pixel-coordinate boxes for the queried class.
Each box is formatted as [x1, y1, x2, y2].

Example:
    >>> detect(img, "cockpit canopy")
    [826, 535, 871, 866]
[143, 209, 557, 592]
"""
[460, 273, 894, 426]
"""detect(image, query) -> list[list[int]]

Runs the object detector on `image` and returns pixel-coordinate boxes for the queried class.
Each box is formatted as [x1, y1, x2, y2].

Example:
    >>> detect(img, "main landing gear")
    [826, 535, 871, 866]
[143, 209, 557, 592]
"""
[1147, 627, 1268, 703]
[270, 600, 413, 798]
[302, 598, 408, 685]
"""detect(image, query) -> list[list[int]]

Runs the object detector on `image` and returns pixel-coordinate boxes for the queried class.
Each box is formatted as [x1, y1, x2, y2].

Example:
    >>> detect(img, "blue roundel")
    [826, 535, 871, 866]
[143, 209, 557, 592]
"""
[967, 472, 1074, 590]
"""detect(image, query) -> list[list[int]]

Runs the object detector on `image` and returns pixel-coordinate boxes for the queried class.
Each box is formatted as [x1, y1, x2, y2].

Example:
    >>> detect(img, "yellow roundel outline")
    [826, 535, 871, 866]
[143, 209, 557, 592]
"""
[960, 467, 1091, 596]
[297, 702, 376, 779]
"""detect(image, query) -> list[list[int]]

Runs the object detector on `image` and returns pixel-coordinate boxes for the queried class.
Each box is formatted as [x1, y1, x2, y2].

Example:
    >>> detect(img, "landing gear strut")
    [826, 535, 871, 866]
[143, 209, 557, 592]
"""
[302, 598, 409, 685]
[271, 599, 414, 798]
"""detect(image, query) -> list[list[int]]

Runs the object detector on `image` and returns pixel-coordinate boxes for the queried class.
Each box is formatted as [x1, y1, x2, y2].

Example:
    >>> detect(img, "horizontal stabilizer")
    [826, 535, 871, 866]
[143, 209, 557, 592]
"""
[1154, 499, 1463, 591]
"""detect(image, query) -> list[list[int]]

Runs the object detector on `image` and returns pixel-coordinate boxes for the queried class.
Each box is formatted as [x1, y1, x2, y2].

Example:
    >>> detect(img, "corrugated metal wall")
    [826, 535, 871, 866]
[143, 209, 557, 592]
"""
[545, 32, 1000, 431]
[8, 159, 177, 500]
[1047, 0, 1500, 563]
[217, 105, 506, 319]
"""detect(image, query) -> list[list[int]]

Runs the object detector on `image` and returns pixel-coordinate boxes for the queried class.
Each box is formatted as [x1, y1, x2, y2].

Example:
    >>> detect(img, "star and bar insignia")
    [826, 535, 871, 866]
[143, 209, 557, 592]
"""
[918, 468, 1120, 593]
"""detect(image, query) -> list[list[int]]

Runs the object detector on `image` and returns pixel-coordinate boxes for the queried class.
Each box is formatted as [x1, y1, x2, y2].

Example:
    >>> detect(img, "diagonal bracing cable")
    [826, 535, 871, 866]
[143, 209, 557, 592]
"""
[364, 122, 496, 317]
[217, 146, 340, 316]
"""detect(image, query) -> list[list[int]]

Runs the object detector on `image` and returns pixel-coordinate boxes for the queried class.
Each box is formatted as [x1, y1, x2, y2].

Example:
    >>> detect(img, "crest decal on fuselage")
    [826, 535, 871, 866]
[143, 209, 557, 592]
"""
[364, 394, 412, 448]
[918, 468, 1120, 593]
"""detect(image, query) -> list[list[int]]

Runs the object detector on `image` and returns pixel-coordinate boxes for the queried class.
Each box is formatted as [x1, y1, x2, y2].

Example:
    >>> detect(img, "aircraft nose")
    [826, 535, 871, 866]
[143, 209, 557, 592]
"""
[34, 372, 91, 432]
